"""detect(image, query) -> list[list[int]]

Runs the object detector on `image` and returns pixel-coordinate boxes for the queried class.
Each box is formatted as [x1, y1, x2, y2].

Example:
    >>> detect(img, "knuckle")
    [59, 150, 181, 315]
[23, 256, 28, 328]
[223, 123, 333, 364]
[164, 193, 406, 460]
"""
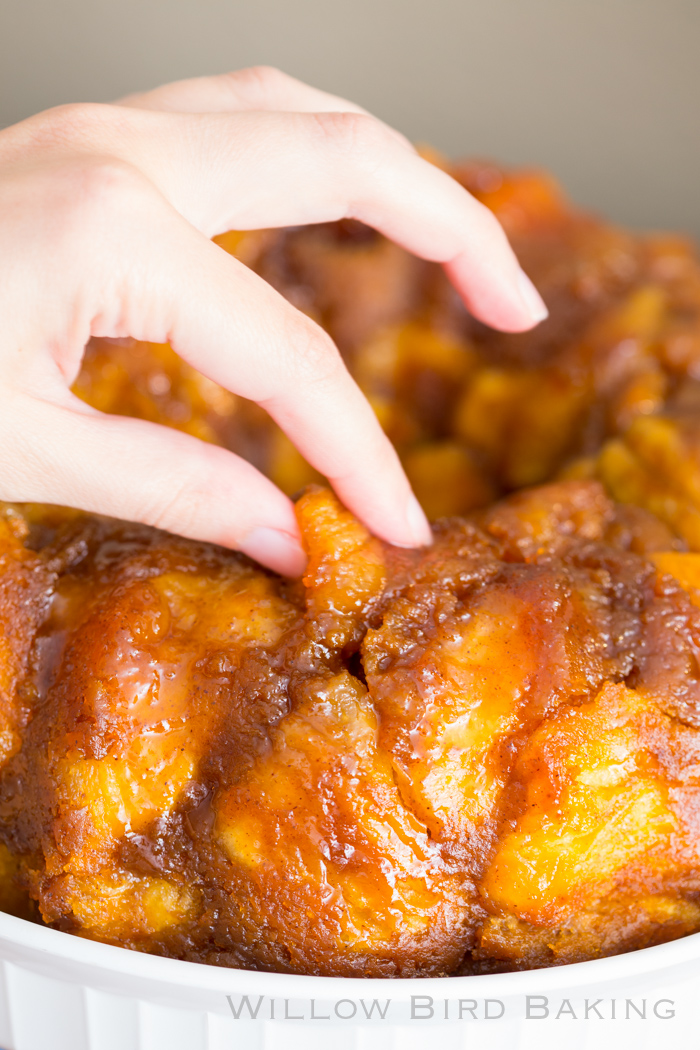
[70, 156, 144, 210]
[147, 479, 194, 534]
[224, 65, 290, 102]
[23, 102, 116, 151]
[259, 313, 342, 404]
[290, 315, 340, 379]
[311, 110, 385, 158]
[467, 194, 514, 254]
[56, 157, 148, 230]
[37, 157, 152, 258]
[4, 102, 150, 236]
[145, 452, 215, 536]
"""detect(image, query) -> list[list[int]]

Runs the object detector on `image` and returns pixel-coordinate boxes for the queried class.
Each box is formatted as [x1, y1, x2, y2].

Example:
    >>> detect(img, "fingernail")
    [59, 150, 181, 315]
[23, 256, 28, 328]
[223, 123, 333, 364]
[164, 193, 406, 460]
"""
[405, 494, 433, 547]
[239, 527, 307, 577]
[516, 269, 549, 324]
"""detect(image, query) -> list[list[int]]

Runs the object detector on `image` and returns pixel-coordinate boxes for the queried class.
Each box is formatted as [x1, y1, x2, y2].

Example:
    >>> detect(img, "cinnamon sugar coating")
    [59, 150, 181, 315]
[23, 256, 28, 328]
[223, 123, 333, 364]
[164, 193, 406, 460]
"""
[1, 482, 700, 974]
[3, 158, 700, 973]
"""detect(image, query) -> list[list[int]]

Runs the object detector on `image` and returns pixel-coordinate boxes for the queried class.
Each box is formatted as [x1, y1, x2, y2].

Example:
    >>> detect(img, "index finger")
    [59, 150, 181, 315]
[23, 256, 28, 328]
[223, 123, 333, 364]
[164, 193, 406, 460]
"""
[116, 66, 416, 152]
[49, 105, 547, 332]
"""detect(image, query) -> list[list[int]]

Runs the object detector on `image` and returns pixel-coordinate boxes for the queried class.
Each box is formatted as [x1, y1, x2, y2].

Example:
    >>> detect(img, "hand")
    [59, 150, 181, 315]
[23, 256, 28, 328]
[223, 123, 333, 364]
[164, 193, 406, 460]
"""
[0, 66, 547, 575]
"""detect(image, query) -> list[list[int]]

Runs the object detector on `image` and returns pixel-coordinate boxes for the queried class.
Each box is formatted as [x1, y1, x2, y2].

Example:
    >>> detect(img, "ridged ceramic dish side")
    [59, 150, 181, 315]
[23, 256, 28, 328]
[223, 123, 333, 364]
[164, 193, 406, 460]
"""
[1, 912, 700, 1050]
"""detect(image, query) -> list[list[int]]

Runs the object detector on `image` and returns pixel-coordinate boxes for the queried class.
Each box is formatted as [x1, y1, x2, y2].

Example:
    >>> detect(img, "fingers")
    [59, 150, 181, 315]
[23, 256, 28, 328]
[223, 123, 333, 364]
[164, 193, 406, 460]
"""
[76, 106, 547, 331]
[0, 75, 547, 570]
[1, 176, 431, 554]
[0, 389, 307, 576]
[116, 66, 415, 153]
[128, 213, 434, 549]
[119, 66, 368, 116]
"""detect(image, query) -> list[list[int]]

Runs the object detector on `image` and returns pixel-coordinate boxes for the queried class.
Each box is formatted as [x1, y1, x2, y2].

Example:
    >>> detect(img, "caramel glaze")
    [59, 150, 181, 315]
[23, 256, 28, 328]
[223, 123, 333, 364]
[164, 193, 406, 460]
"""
[3, 157, 700, 975]
[1, 481, 700, 975]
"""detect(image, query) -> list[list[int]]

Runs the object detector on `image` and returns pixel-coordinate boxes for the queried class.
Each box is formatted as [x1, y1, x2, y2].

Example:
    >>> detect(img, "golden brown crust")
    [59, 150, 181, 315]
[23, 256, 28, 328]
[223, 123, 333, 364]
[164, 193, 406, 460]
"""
[0, 508, 54, 770]
[3, 158, 700, 975]
[2, 482, 700, 975]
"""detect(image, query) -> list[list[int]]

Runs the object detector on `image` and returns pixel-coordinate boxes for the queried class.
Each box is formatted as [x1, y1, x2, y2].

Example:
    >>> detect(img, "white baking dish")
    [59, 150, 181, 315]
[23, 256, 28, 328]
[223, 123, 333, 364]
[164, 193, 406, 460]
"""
[0, 910, 699, 1050]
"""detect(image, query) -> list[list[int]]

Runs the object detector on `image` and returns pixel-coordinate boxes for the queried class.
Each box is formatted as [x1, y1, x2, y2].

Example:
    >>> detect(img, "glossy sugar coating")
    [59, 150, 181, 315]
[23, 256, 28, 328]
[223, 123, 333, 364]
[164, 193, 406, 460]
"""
[3, 156, 700, 974]
[2, 482, 700, 974]
[0, 509, 53, 769]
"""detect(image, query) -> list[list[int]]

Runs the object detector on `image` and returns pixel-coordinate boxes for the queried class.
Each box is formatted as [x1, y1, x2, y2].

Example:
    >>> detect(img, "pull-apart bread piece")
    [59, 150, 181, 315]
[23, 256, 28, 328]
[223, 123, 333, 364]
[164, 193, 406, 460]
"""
[1, 480, 700, 974]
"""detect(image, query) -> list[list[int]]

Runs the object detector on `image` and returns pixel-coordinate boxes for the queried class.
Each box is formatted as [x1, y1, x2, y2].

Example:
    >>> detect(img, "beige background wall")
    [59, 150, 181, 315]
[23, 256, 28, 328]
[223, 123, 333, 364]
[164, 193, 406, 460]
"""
[1, 0, 698, 236]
